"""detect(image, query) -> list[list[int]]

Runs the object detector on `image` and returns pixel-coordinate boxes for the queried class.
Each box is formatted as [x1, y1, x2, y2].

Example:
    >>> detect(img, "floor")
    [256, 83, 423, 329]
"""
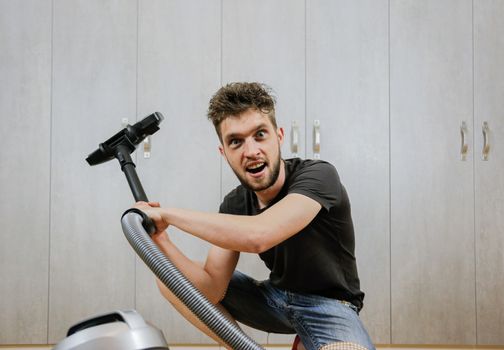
[0, 346, 496, 350]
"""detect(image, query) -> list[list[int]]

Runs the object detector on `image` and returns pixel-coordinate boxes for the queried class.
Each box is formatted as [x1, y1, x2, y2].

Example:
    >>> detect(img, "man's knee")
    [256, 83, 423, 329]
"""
[318, 342, 369, 350]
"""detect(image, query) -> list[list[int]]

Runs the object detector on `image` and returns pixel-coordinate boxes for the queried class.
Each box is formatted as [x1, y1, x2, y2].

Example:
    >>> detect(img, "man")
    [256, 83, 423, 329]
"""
[135, 82, 375, 350]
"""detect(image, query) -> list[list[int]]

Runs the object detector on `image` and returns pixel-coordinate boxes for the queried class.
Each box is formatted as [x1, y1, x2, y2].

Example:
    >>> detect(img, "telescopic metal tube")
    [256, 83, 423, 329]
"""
[115, 144, 148, 202]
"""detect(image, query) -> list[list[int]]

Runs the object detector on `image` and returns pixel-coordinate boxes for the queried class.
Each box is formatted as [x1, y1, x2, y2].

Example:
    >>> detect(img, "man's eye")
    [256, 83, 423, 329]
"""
[229, 139, 242, 147]
[256, 130, 267, 138]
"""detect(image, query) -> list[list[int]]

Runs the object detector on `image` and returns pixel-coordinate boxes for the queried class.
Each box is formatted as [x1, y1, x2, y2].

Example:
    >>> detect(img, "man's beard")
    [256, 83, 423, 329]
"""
[232, 152, 282, 192]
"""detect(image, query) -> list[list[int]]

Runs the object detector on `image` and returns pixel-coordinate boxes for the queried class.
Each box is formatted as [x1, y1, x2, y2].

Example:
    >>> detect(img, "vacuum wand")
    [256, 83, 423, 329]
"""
[86, 112, 164, 202]
[115, 144, 148, 202]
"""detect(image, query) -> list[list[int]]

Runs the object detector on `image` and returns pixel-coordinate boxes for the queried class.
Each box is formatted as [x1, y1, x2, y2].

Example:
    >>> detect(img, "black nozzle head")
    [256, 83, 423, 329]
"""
[86, 143, 115, 166]
[125, 112, 164, 145]
[86, 112, 164, 166]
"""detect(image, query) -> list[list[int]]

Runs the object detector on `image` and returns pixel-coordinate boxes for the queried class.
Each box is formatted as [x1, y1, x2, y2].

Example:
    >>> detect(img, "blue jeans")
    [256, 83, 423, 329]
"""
[221, 271, 375, 350]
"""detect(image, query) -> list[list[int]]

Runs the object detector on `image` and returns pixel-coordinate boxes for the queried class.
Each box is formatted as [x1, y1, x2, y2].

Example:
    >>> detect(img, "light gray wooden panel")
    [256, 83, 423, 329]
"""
[474, 0, 504, 345]
[390, 0, 475, 344]
[0, 0, 51, 344]
[306, 0, 390, 344]
[221, 0, 306, 194]
[135, 0, 222, 344]
[49, 0, 137, 342]
[221, 0, 305, 344]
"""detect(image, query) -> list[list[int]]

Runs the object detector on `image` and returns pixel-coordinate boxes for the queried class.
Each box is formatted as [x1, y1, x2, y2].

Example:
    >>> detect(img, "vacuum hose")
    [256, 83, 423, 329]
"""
[121, 210, 265, 350]
[87, 113, 265, 349]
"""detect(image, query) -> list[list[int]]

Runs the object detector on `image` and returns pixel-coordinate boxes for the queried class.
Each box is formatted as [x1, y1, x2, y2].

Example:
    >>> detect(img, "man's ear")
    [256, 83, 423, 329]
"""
[277, 127, 285, 145]
[218, 145, 225, 157]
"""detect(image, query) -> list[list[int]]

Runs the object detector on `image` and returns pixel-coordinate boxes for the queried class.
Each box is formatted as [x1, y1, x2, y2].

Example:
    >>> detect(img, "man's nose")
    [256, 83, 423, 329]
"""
[243, 138, 260, 158]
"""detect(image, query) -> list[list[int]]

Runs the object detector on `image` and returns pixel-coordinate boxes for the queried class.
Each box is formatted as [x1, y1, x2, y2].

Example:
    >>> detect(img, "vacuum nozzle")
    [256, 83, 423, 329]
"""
[86, 112, 164, 166]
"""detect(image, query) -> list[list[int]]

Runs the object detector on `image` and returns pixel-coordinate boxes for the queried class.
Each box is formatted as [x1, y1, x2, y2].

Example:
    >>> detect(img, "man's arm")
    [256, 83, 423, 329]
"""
[151, 231, 239, 304]
[136, 193, 322, 254]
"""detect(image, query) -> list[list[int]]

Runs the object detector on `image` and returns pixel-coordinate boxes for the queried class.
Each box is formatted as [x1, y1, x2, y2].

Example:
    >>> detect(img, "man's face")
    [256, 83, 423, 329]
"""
[219, 109, 284, 192]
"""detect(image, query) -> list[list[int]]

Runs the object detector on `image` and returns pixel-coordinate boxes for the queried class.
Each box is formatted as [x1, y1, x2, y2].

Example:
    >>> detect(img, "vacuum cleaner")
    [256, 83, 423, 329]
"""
[52, 113, 265, 350]
[52, 310, 168, 350]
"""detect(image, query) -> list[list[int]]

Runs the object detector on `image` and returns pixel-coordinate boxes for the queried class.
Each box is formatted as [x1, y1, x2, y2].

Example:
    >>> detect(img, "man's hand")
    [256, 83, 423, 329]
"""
[134, 201, 169, 235]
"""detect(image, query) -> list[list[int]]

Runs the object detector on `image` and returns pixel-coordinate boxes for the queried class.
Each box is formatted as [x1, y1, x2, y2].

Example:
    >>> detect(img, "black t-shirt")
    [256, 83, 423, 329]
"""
[219, 158, 364, 310]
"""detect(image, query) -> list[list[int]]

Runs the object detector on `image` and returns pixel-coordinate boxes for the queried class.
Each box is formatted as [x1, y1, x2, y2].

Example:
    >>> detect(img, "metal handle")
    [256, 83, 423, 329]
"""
[290, 121, 299, 157]
[313, 119, 320, 159]
[460, 121, 468, 161]
[482, 121, 490, 161]
[144, 136, 151, 158]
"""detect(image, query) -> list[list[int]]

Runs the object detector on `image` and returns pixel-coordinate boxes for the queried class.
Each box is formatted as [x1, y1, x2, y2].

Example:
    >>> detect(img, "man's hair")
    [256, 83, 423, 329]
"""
[207, 82, 277, 142]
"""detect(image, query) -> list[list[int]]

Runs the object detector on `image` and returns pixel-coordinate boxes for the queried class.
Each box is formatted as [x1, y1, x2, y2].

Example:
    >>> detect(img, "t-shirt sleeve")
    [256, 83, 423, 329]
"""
[218, 186, 245, 215]
[218, 201, 228, 214]
[287, 161, 343, 211]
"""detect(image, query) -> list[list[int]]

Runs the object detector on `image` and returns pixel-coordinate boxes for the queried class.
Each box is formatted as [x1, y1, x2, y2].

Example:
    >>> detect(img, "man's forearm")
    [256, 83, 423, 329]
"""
[160, 207, 265, 253]
[152, 232, 224, 302]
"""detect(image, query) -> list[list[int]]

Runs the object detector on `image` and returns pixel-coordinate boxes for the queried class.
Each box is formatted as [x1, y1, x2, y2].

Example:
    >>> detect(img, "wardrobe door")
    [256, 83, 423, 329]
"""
[222, 0, 306, 344]
[49, 0, 137, 342]
[390, 0, 475, 343]
[474, 0, 504, 345]
[0, 0, 52, 343]
[306, 0, 390, 343]
[135, 0, 222, 344]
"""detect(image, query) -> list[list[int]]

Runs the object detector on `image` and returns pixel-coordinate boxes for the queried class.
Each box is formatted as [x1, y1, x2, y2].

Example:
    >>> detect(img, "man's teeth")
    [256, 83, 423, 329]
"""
[248, 163, 264, 170]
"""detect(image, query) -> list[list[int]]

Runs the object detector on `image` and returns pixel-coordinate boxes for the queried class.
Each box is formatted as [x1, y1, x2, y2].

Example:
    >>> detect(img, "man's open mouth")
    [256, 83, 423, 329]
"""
[246, 162, 267, 174]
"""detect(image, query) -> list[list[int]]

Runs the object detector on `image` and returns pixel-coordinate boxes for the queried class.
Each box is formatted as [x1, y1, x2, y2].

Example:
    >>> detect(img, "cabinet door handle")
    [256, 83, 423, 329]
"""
[291, 121, 299, 157]
[460, 121, 468, 161]
[143, 136, 151, 158]
[482, 121, 490, 161]
[313, 119, 321, 159]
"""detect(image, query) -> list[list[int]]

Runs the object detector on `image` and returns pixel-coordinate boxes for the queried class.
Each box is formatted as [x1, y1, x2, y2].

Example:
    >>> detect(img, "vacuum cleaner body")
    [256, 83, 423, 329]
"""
[52, 310, 169, 350]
